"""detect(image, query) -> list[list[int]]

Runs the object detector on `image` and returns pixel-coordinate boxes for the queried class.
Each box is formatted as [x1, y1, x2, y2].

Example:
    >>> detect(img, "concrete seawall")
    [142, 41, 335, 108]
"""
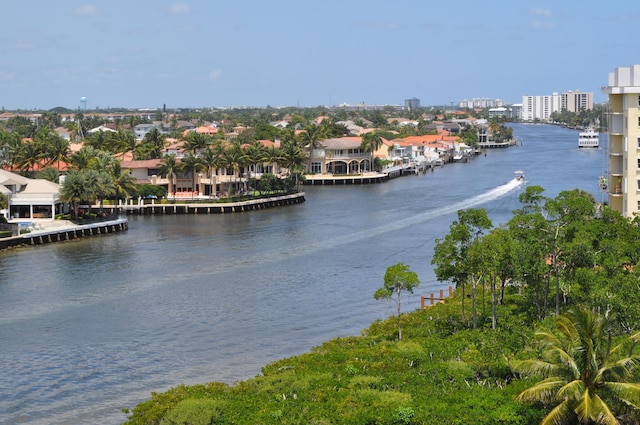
[105, 192, 305, 215]
[0, 218, 129, 251]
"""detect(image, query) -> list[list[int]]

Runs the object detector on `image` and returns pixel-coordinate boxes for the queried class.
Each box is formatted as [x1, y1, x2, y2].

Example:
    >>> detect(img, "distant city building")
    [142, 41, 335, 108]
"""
[329, 103, 403, 112]
[488, 107, 508, 118]
[510, 104, 523, 120]
[602, 64, 640, 217]
[521, 93, 561, 121]
[520, 90, 593, 121]
[561, 90, 594, 112]
[404, 98, 421, 111]
[458, 98, 504, 108]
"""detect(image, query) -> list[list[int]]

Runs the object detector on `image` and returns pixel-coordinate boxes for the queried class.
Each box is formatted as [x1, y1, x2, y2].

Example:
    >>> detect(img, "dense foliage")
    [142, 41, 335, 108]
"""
[122, 186, 640, 424]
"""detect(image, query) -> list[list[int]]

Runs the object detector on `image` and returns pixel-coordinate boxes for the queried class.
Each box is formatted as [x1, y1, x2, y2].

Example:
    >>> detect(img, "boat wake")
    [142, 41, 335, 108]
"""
[307, 178, 523, 250]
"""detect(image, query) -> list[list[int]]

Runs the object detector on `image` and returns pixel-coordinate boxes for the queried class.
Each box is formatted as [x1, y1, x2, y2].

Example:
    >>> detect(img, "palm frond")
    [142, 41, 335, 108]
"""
[516, 377, 565, 404]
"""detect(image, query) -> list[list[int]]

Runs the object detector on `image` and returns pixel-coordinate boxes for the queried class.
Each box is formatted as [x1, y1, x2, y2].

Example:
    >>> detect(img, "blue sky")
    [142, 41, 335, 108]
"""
[1, 1, 638, 110]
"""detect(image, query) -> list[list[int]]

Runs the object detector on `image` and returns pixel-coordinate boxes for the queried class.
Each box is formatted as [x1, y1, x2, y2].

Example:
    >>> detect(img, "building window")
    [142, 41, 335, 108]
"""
[311, 162, 322, 174]
[637, 137, 640, 149]
[637, 179, 640, 191]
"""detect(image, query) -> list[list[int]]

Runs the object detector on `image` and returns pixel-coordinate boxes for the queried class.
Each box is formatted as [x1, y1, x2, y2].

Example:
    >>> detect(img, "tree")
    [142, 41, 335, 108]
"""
[59, 170, 89, 218]
[180, 152, 204, 199]
[244, 141, 267, 192]
[374, 262, 420, 340]
[0, 192, 8, 211]
[158, 154, 180, 200]
[432, 208, 492, 324]
[514, 306, 640, 425]
[360, 132, 383, 172]
[110, 163, 137, 207]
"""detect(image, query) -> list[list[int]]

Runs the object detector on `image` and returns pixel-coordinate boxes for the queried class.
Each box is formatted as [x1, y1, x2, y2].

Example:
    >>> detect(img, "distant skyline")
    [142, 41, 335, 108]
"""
[1, 1, 638, 110]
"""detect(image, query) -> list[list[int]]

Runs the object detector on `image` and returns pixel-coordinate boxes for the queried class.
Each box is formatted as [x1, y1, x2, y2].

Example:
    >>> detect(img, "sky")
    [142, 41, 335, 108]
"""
[1, 1, 639, 110]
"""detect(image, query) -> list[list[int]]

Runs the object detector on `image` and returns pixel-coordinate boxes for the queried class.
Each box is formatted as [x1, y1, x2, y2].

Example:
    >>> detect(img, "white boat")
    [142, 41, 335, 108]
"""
[514, 170, 525, 182]
[578, 127, 599, 148]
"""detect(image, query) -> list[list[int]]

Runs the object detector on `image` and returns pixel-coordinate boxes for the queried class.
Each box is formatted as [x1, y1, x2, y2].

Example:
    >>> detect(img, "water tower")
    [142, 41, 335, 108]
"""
[80, 96, 87, 111]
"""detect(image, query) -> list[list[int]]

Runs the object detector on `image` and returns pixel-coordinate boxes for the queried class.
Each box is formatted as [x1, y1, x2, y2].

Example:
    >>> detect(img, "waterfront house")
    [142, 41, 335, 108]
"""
[0, 169, 63, 220]
[308, 136, 373, 175]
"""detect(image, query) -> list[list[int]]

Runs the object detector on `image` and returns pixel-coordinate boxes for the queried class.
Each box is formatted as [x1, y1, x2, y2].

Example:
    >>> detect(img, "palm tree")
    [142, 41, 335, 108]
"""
[38, 167, 61, 183]
[112, 128, 136, 160]
[84, 169, 116, 215]
[360, 132, 383, 172]
[299, 124, 327, 173]
[14, 140, 42, 177]
[244, 141, 267, 192]
[279, 138, 307, 191]
[110, 163, 137, 208]
[180, 152, 205, 199]
[42, 134, 70, 171]
[200, 144, 224, 197]
[69, 146, 100, 171]
[59, 170, 88, 219]
[222, 141, 245, 196]
[514, 306, 640, 425]
[158, 154, 180, 200]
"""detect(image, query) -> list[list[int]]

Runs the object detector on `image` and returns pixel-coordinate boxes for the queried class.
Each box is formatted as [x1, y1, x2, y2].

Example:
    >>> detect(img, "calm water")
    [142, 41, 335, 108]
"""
[0, 124, 607, 424]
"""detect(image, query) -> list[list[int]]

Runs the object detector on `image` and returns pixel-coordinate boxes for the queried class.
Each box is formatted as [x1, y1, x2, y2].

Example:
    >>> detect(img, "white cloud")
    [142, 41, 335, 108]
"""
[209, 69, 223, 81]
[74, 4, 99, 16]
[167, 3, 191, 15]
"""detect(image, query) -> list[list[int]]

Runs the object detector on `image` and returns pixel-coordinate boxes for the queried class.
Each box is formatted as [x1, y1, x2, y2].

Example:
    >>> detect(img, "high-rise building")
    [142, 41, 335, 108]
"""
[602, 64, 640, 217]
[404, 98, 421, 111]
[561, 90, 593, 112]
[521, 93, 561, 121]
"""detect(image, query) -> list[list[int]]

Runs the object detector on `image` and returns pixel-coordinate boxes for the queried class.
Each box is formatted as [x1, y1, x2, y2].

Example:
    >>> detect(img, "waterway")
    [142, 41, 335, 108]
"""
[0, 123, 607, 424]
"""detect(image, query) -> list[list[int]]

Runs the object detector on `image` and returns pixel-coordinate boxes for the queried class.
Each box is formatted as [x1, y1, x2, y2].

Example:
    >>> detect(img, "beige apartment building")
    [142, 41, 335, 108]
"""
[603, 64, 640, 217]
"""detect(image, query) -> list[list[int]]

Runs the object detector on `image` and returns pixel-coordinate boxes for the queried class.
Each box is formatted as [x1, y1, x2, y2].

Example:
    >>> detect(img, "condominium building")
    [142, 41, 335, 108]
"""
[521, 93, 561, 121]
[561, 90, 594, 113]
[602, 64, 640, 217]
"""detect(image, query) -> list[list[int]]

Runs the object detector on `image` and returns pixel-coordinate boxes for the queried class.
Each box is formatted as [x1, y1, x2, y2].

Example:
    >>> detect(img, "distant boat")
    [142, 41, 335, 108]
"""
[514, 170, 525, 182]
[578, 127, 599, 148]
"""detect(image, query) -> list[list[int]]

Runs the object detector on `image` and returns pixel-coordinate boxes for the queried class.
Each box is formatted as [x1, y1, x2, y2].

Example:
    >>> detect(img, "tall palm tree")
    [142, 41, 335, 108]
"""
[69, 145, 100, 171]
[514, 306, 640, 425]
[244, 141, 267, 192]
[42, 134, 70, 171]
[158, 154, 180, 200]
[110, 163, 137, 208]
[200, 144, 224, 197]
[59, 170, 88, 219]
[222, 141, 245, 196]
[14, 140, 42, 177]
[180, 152, 205, 199]
[279, 138, 307, 191]
[360, 132, 383, 172]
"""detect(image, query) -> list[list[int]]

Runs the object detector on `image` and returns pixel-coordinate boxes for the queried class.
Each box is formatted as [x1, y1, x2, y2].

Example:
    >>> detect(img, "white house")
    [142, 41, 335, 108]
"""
[0, 169, 62, 220]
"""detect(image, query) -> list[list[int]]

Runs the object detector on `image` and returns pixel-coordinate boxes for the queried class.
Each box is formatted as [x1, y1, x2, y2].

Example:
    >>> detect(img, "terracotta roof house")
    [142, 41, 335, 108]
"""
[0, 169, 63, 220]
